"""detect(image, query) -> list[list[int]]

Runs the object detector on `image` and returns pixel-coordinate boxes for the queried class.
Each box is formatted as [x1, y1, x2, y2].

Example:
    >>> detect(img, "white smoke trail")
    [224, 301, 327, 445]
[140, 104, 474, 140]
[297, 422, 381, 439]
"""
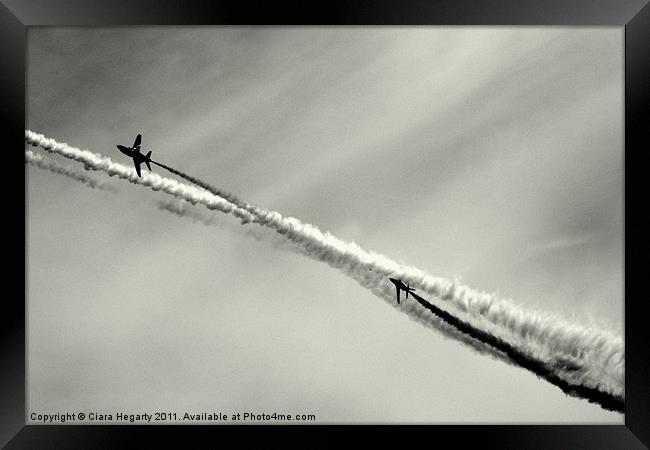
[26, 150, 117, 192]
[25, 130, 624, 406]
[157, 199, 301, 253]
[25, 131, 256, 225]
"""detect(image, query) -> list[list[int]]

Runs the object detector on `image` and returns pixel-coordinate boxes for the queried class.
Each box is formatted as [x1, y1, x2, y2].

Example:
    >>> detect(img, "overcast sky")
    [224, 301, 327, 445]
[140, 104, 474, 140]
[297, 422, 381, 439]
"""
[27, 27, 623, 423]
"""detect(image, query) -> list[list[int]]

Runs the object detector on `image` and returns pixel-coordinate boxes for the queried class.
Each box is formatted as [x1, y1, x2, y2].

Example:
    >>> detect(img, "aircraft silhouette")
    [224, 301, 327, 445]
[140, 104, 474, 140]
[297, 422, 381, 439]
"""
[116, 134, 153, 177]
[389, 277, 416, 304]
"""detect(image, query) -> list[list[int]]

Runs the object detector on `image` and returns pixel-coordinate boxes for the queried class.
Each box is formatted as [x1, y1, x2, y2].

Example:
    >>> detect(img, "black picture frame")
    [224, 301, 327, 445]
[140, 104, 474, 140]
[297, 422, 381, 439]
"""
[4, 0, 648, 447]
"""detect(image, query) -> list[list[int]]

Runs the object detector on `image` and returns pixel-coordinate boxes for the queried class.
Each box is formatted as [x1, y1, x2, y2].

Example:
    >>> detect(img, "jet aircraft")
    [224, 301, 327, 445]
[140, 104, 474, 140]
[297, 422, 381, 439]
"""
[388, 277, 416, 304]
[116, 134, 153, 177]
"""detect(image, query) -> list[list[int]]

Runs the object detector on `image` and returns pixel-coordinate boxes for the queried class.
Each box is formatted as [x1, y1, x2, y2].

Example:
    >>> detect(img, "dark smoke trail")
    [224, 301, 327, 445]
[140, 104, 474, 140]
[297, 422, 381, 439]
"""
[407, 290, 624, 413]
[150, 160, 258, 221]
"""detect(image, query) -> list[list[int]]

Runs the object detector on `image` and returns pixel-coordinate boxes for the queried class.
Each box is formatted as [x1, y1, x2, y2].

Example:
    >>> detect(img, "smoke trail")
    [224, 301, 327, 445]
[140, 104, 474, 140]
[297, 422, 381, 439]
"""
[25, 130, 624, 410]
[25, 150, 117, 192]
[157, 199, 299, 252]
[407, 290, 623, 412]
[150, 160, 260, 220]
[25, 131, 256, 226]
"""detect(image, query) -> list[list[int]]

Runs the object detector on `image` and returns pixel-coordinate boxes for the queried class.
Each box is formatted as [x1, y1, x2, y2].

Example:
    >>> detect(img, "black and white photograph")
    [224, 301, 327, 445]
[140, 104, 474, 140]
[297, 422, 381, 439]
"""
[25, 27, 624, 424]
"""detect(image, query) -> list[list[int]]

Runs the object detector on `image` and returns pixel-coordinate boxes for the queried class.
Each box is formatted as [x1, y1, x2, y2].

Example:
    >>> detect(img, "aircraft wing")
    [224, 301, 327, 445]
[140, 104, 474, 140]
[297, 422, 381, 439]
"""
[134, 160, 142, 177]
[394, 285, 400, 304]
[133, 134, 142, 148]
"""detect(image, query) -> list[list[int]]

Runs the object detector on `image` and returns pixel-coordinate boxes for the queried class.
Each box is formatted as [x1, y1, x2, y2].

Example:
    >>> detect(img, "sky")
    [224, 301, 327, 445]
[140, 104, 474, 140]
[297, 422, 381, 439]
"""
[26, 27, 623, 423]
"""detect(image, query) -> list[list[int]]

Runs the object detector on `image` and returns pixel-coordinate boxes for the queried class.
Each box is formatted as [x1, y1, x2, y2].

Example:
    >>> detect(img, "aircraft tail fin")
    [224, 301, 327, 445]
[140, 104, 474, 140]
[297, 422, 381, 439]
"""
[145, 151, 152, 171]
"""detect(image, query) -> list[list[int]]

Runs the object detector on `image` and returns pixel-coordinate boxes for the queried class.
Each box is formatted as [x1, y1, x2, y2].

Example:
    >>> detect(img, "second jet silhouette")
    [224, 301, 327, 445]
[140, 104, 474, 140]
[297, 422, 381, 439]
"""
[389, 277, 416, 304]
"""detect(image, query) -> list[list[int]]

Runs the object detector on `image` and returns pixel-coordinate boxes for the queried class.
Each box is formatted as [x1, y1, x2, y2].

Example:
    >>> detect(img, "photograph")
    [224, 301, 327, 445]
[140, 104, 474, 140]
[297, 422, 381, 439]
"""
[25, 26, 624, 424]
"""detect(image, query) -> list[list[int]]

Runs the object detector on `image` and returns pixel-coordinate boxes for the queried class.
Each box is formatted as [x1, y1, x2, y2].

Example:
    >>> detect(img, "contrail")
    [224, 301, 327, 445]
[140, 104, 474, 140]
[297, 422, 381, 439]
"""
[25, 150, 117, 192]
[407, 289, 623, 412]
[150, 160, 258, 218]
[157, 199, 300, 253]
[25, 130, 624, 411]
[25, 131, 256, 226]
